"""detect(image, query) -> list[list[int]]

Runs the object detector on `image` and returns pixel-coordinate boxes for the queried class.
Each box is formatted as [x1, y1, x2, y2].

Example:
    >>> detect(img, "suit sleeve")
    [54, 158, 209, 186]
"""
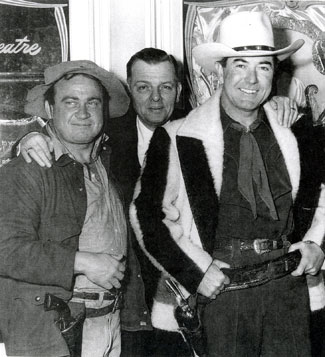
[293, 117, 325, 250]
[0, 160, 76, 290]
[130, 127, 208, 294]
[302, 184, 325, 249]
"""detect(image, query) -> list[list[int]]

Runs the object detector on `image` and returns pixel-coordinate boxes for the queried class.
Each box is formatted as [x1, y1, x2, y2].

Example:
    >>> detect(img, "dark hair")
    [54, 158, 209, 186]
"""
[44, 73, 109, 120]
[219, 56, 279, 69]
[219, 58, 228, 68]
[126, 47, 179, 81]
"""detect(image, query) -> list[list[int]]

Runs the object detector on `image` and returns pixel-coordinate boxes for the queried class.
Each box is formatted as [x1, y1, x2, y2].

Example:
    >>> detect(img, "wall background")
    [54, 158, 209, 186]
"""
[69, 0, 183, 82]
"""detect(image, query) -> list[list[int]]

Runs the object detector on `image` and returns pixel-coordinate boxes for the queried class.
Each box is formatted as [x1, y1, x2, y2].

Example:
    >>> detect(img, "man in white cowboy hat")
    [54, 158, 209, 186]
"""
[0, 60, 130, 357]
[130, 11, 325, 356]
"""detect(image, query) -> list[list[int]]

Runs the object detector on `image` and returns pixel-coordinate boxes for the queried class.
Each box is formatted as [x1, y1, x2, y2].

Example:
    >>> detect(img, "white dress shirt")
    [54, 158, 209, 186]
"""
[136, 116, 155, 166]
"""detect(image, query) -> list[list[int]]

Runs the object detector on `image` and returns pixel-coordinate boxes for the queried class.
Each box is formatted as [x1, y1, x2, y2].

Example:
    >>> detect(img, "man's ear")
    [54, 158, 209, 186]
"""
[176, 82, 182, 103]
[214, 62, 224, 86]
[45, 100, 53, 119]
[126, 78, 131, 91]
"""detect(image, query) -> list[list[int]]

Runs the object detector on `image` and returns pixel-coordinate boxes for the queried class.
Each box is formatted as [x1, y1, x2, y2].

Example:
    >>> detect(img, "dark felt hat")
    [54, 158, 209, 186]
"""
[24, 60, 130, 119]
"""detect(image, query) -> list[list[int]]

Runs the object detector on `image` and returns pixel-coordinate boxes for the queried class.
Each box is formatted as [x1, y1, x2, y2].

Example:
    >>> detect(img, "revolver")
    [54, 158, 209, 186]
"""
[166, 279, 206, 357]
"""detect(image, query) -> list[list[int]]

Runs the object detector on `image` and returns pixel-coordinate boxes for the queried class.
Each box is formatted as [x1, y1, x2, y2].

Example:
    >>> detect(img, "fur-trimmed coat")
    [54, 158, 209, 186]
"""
[130, 89, 325, 332]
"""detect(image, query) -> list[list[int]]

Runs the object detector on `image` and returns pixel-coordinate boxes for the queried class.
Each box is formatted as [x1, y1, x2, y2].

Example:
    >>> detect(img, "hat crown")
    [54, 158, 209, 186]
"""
[24, 60, 130, 119]
[192, 11, 304, 73]
[44, 60, 98, 84]
[218, 12, 275, 49]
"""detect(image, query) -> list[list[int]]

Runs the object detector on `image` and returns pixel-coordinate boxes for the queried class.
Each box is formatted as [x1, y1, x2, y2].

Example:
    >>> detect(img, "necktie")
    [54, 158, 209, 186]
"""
[231, 120, 278, 220]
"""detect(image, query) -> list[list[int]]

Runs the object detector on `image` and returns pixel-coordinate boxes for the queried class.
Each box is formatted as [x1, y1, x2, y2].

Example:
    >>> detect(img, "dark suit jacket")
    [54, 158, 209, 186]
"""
[292, 114, 325, 241]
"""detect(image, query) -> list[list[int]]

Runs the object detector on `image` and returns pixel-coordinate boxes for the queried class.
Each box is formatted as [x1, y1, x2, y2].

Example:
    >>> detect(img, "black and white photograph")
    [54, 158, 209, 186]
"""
[0, 1, 325, 356]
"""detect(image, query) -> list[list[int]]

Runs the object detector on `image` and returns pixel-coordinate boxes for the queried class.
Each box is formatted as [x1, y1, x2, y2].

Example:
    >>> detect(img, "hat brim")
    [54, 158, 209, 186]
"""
[24, 68, 130, 119]
[192, 39, 305, 73]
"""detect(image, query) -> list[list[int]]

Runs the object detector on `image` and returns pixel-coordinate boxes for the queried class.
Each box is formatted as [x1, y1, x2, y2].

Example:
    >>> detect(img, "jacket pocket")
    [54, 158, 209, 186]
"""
[7, 295, 68, 355]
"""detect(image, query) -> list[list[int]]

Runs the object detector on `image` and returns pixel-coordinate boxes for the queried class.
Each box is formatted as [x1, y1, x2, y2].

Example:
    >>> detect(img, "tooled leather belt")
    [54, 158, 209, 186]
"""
[220, 250, 302, 292]
[215, 236, 291, 255]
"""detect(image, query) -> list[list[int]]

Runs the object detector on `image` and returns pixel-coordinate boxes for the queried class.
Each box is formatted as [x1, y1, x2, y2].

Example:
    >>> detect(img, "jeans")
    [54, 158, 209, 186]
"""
[74, 295, 121, 357]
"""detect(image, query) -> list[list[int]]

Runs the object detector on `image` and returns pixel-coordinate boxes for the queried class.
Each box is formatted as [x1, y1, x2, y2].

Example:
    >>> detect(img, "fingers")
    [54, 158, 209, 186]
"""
[213, 259, 230, 269]
[21, 147, 52, 168]
[198, 262, 229, 298]
[268, 97, 278, 111]
[212, 260, 230, 285]
[288, 241, 302, 253]
[111, 255, 126, 273]
[45, 136, 54, 153]
[111, 253, 124, 261]
[304, 266, 318, 276]
[291, 254, 316, 276]
[290, 241, 325, 276]
[277, 98, 290, 127]
[102, 281, 113, 290]
[223, 274, 230, 285]
[114, 270, 125, 281]
[275, 98, 285, 126]
[209, 281, 226, 298]
[21, 148, 32, 164]
[291, 261, 305, 276]
[118, 263, 126, 272]
[110, 277, 122, 289]
[20, 133, 53, 167]
[270, 96, 299, 128]
[289, 242, 307, 276]
[287, 100, 299, 128]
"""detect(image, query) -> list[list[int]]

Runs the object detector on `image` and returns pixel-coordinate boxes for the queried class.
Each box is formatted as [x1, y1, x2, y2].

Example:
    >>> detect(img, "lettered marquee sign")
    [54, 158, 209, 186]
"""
[0, 0, 69, 166]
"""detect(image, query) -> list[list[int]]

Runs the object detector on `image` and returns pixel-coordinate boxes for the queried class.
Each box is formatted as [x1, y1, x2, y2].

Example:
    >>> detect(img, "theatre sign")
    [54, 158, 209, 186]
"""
[0, 36, 42, 56]
[0, 0, 69, 166]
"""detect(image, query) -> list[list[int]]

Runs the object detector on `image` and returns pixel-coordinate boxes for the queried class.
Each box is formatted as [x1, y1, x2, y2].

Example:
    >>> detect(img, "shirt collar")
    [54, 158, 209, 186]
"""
[136, 116, 155, 141]
[220, 106, 267, 133]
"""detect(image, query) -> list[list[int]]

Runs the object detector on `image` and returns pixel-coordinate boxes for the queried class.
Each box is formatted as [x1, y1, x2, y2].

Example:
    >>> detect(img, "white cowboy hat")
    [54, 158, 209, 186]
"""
[192, 11, 305, 73]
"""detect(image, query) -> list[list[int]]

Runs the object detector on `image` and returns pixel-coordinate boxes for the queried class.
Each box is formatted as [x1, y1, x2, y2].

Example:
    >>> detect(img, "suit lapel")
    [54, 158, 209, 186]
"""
[108, 109, 141, 204]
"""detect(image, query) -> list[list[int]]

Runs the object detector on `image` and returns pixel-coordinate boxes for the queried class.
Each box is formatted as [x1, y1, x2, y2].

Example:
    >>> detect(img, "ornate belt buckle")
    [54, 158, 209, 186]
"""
[253, 239, 271, 255]
[281, 235, 291, 249]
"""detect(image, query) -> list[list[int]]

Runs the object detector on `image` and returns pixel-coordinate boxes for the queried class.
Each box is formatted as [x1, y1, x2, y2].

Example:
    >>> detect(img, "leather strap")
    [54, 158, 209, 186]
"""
[215, 236, 290, 254]
[86, 303, 115, 318]
[73, 291, 118, 301]
[220, 250, 301, 292]
[85, 291, 122, 318]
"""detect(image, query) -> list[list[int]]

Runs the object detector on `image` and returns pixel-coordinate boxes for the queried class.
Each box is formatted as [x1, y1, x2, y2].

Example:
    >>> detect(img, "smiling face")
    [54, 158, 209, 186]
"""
[220, 56, 274, 124]
[46, 74, 104, 149]
[128, 60, 182, 130]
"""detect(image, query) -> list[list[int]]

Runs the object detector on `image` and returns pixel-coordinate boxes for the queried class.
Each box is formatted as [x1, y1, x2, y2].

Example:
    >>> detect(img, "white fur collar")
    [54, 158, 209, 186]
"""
[177, 89, 224, 196]
[263, 102, 300, 200]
